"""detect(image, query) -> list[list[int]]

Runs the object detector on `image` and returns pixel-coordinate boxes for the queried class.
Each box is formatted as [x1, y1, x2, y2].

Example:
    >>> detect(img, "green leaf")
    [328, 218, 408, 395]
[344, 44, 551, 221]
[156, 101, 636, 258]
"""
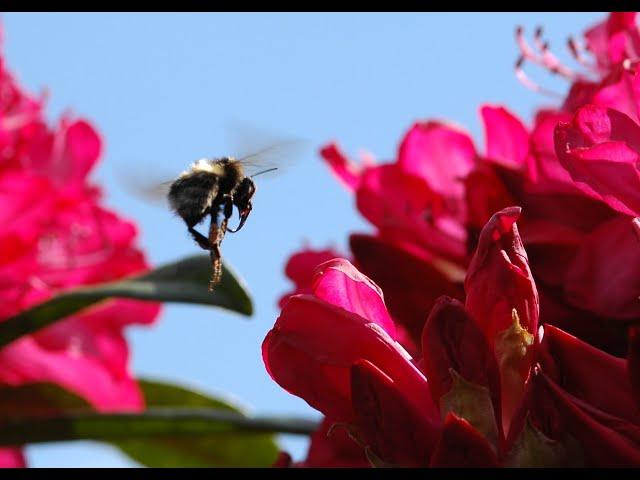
[0, 254, 252, 349]
[114, 378, 280, 467]
[0, 383, 90, 419]
[0, 381, 316, 467]
[0, 380, 317, 467]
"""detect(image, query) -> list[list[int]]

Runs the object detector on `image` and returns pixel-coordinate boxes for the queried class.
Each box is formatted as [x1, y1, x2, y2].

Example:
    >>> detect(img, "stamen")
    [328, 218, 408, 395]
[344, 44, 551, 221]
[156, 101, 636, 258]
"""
[514, 56, 563, 98]
[533, 26, 545, 53]
[516, 25, 537, 60]
[567, 36, 598, 72]
[539, 40, 575, 79]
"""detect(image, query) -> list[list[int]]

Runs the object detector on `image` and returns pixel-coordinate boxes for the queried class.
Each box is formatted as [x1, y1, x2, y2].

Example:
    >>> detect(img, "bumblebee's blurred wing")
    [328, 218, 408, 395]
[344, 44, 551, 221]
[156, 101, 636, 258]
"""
[119, 171, 173, 206]
[226, 122, 309, 178]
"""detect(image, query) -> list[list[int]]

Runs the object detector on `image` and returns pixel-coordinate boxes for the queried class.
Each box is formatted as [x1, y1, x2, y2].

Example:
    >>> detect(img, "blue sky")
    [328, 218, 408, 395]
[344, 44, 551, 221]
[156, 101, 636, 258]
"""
[2, 12, 603, 467]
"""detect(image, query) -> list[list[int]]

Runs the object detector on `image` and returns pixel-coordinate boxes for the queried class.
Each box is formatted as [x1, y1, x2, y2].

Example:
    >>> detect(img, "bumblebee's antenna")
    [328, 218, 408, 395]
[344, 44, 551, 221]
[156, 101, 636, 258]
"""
[250, 167, 278, 178]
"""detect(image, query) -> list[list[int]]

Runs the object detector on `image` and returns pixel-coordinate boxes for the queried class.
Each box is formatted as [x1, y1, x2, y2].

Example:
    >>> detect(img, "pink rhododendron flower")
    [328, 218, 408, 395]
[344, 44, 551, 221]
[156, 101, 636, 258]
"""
[307, 13, 640, 355]
[554, 103, 640, 217]
[583, 12, 640, 74]
[316, 127, 470, 347]
[315, 101, 628, 353]
[265, 208, 640, 466]
[552, 104, 640, 321]
[0, 29, 160, 465]
[274, 12, 640, 466]
[278, 247, 344, 309]
[529, 324, 640, 466]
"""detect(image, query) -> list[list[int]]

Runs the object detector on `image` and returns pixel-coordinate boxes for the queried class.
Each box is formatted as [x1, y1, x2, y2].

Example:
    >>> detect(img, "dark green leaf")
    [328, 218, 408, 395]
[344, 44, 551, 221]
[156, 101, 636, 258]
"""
[0, 255, 252, 349]
[0, 383, 90, 420]
[114, 379, 280, 467]
[0, 380, 317, 467]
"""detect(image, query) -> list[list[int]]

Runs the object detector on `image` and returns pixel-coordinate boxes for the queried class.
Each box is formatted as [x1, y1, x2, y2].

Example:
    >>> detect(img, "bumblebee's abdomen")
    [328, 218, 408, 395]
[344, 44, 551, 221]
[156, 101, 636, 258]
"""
[168, 171, 219, 227]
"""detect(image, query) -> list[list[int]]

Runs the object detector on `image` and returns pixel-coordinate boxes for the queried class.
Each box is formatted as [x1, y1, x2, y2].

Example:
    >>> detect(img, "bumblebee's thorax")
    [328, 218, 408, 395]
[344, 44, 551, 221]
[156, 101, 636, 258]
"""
[183, 157, 243, 193]
[214, 157, 245, 194]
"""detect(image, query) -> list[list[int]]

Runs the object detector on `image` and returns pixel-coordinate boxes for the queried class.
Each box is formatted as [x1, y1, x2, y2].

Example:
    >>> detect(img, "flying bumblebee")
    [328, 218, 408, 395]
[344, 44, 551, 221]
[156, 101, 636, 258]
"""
[120, 126, 305, 291]
[167, 156, 277, 290]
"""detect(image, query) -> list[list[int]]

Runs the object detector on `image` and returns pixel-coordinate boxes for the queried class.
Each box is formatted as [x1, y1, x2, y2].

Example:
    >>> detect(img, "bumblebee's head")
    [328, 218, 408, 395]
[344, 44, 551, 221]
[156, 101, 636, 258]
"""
[234, 177, 256, 208]
[229, 177, 256, 233]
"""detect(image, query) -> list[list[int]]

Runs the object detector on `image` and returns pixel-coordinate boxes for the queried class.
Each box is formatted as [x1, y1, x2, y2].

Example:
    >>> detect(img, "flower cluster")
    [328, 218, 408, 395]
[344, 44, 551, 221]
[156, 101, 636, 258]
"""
[265, 12, 640, 467]
[0, 31, 160, 466]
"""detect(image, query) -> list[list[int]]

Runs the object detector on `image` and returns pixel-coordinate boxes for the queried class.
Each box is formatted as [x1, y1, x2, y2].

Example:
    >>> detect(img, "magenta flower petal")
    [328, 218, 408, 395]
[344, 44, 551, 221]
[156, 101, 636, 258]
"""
[465, 206, 539, 340]
[350, 234, 463, 345]
[554, 104, 640, 216]
[0, 173, 57, 253]
[532, 369, 640, 467]
[527, 110, 575, 187]
[48, 119, 101, 186]
[481, 105, 530, 168]
[429, 413, 499, 467]
[397, 121, 476, 199]
[262, 295, 430, 422]
[537, 289, 628, 357]
[312, 258, 397, 338]
[584, 12, 640, 71]
[539, 325, 638, 424]
[0, 335, 143, 412]
[351, 359, 441, 466]
[464, 162, 517, 234]
[320, 143, 362, 191]
[421, 297, 503, 437]
[279, 247, 343, 309]
[357, 164, 467, 263]
[564, 215, 640, 319]
[0, 30, 164, 461]
[465, 207, 538, 431]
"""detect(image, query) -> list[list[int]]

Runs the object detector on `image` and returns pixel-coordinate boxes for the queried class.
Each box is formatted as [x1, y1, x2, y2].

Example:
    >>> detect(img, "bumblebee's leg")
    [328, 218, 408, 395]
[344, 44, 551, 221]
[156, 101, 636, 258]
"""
[206, 196, 235, 291]
[188, 226, 212, 251]
[208, 207, 225, 291]
[222, 194, 234, 224]
[227, 201, 252, 233]
[209, 242, 223, 291]
[215, 194, 232, 236]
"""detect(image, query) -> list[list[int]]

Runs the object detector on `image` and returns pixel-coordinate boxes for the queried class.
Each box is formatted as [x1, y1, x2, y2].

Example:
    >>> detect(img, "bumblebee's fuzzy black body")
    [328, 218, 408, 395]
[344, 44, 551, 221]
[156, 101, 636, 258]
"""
[167, 157, 256, 290]
[168, 157, 246, 227]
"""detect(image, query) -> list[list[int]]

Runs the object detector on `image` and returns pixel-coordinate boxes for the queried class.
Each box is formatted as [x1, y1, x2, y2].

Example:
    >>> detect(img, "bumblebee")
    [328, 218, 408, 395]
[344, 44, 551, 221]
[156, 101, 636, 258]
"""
[168, 157, 273, 290]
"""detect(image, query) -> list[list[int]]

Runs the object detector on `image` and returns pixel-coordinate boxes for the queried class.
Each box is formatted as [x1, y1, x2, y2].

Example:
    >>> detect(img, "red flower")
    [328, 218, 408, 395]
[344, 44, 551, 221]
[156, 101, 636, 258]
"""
[278, 246, 344, 309]
[315, 124, 472, 346]
[303, 68, 637, 356]
[583, 12, 640, 73]
[0, 28, 160, 466]
[264, 258, 429, 423]
[349, 234, 463, 345]
[322, 121, 473, 266]
[265, 209, 640, 466]
[273, 12, 640, 466]
[554, 103, 640, 217]
[529, 325, 640, 466]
